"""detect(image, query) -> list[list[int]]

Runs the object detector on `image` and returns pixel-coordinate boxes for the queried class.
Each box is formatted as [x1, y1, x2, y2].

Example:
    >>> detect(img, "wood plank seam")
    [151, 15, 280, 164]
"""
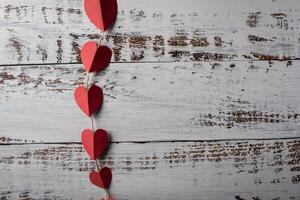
[1, 136, 300, 146]
[1, 57, 300, 68]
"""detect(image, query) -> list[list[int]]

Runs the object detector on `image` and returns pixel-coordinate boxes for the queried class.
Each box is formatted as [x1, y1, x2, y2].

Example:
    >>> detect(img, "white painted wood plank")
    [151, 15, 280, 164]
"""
[0, 61, 299, 143]
[0, 0, 300, 64]
[0, 138, 299, 199]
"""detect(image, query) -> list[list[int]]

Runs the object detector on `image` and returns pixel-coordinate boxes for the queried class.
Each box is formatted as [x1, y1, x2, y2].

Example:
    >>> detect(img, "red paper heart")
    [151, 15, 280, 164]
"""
[81, 129, 108, 160]
[84, 0, 118, 31]
[81, 41, 112, 73]
[74, 84, 103, 117]
[89, 167, 112, 189]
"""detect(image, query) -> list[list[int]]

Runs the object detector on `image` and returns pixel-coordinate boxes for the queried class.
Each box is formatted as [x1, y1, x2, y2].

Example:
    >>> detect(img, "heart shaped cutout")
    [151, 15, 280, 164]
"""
[74, 84, 103, 117]
[81, 129, 108, 160]
[89, 167, 112, 189]
[81, 41, 112, 73]
[84, 0, 118, 31]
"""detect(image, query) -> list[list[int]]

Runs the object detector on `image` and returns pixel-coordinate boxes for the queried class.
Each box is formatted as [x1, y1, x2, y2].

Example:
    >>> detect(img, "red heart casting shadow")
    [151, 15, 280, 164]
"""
[81, 41, 112, 73]
[84, 0, 118, 31]
[90, 167, 112, 189]
[82, 129, 108, 160]
[74, 84, 103, 117]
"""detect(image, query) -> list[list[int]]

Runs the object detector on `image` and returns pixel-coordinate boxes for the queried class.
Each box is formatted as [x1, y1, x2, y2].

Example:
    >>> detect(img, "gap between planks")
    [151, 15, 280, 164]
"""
[1, 136, 300, 146]
[1, 58, 300, 68]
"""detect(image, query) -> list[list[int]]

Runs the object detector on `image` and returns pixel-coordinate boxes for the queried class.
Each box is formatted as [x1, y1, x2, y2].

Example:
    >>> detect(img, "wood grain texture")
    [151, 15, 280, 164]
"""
[1, 0, 300, 199]
[0, 138, 299, 200]
[0, 61, 299, 143]
[1, 0, 300, 64]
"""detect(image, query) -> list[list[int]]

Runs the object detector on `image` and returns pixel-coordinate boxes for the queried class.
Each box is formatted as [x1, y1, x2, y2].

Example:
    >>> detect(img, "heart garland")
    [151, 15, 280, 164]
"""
[84, 0, 118, 31]
[89, 167, 112, 189]
[74, 84, 103, 117]
[81, 41, 112, 73]
[81, 129, 108, 160]
[74, 0, 118, 199]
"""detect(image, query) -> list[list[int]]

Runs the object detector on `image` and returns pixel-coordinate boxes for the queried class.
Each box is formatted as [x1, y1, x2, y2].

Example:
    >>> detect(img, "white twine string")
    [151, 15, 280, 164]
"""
[98, 29, 111, 200]
[85, 68, 111, 200]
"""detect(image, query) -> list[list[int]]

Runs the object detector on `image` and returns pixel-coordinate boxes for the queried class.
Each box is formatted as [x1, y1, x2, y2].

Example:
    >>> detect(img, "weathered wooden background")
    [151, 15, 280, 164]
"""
[0, 0, 300, 199]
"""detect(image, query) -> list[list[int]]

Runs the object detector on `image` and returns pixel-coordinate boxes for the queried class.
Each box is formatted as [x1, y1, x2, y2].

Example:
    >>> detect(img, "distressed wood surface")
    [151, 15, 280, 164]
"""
[0, 61, 299, 143]
[1, 0, 300, 64]
[1, 0, 300, 199]
[0, 139, 299, 200]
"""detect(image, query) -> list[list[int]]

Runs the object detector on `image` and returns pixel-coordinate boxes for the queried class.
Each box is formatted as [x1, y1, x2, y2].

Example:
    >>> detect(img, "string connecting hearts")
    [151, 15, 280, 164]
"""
[74, 0, 118, 199]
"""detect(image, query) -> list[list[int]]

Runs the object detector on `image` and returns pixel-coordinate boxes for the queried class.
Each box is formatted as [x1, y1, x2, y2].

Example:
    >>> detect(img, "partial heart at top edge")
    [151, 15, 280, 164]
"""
[81, 41, 112, 73]
[74, 84, 103, 117]
[81, 129, 109, 160]
[84, 0, 118, 31]
[89, 167, 112, 189]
